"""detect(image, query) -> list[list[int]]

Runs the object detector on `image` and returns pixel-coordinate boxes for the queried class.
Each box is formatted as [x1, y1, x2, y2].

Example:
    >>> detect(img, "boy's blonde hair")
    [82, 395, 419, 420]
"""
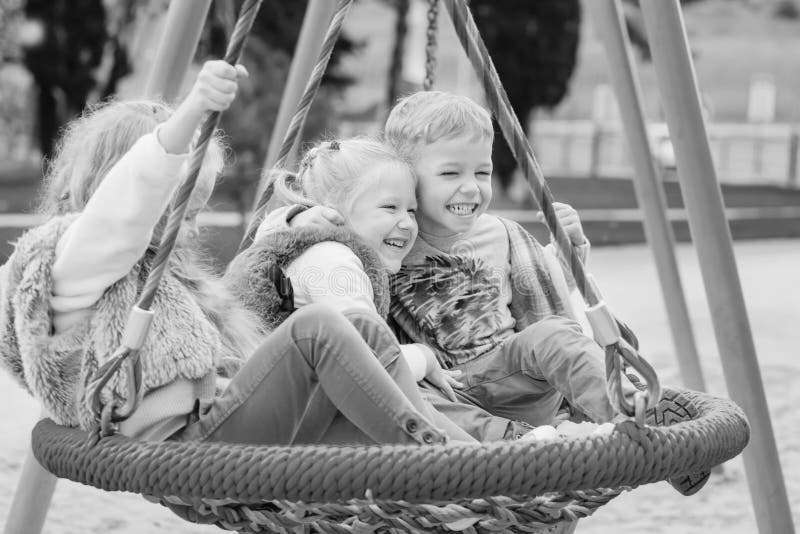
[384, 91, 494, 160]
[272, 137, 414, 218]
[38, 99, 226, 216]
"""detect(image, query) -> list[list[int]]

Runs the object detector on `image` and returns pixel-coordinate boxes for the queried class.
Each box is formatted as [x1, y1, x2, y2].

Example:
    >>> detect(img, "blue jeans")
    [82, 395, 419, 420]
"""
[176, 305, 450, 446]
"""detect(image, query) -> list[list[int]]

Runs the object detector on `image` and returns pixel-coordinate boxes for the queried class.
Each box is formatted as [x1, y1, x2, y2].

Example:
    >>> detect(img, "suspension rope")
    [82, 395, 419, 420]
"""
[423, 0, 439, 90]
[240, 0, 354, 253]
[85, 0, 265, 439]
[442, 0, 660, 414]
[443, 0, 594, 306]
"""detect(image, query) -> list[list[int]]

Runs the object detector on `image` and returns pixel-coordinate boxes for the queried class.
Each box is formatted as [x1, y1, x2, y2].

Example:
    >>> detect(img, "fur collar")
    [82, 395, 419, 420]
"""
[226, 226, 389, 330]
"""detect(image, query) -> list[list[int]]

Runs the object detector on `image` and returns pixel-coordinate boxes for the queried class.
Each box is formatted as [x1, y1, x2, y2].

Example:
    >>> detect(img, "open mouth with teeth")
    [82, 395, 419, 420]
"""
[447, 202, 479, 216]
[383, 237, 408, 250]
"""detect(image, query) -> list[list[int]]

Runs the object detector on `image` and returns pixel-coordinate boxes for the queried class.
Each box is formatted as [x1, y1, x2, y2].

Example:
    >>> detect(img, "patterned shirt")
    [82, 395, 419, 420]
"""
[391, 214, 569, 368]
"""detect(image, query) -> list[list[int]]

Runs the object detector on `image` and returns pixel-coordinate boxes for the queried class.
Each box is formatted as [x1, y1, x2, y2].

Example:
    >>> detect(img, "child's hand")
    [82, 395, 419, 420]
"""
[419, 345, 463, 402]
[186, 60, 249, 115]
[290, 205, 345, 231]
[159, 60, 248, 155]
[536, 202, 587, 246]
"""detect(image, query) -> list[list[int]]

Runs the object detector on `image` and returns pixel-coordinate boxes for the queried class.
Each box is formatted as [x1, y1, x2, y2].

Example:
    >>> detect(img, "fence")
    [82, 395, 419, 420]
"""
[531, 120, 800, 188]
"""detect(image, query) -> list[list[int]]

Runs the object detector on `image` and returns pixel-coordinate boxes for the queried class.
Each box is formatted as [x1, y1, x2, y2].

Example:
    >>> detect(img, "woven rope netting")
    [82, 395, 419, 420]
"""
[33, 388, 748, 532]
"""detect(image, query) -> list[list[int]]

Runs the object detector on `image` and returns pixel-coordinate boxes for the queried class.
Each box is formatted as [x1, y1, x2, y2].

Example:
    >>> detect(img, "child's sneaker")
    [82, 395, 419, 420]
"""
[647, 388, 711, 496]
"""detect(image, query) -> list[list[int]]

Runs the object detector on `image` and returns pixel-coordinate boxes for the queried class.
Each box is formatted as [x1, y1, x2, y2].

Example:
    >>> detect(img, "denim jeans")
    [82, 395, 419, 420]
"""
[454, 316, 617, 426]
[176, 304, 449, 446]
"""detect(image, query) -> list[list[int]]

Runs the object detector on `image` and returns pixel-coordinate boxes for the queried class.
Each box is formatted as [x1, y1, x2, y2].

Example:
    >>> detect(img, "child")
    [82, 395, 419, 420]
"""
[0, 61, 450, 447]
[228, 137, 536, 442]
[381, 90, 619, 427]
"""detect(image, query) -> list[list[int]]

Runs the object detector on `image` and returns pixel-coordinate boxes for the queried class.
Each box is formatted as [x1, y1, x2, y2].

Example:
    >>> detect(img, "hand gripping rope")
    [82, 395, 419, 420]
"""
[84, 0, 265, 441]
[441, 0, 660, 421]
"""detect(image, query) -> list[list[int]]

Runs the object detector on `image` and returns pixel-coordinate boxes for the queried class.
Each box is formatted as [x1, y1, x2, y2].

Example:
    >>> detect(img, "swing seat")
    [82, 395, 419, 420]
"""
[31, 387, 748, 533]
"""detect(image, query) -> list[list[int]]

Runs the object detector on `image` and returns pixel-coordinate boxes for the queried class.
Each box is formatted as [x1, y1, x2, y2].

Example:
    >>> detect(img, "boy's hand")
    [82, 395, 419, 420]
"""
[418, 345, 463, 402]
[537, 202, 587, 246]
[290, 205, 345, 231]
[187, 60, 249, 115]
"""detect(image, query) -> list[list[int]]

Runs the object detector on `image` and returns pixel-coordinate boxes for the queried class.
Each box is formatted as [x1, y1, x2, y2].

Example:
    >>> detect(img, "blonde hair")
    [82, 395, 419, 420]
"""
[37, 98, 262, 361]
[270, 137, 414, 217]
[37, 98, 226, 216]
[384, 91, 494, 160]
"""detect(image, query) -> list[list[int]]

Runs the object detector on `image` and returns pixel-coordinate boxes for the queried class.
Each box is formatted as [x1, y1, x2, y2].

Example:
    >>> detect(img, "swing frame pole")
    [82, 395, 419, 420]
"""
[144, 0, 213, 101]
[586, 0, 707, 393]
[639, 1, 794, 532]
[254, 0, 337, 201]
[3, 411, 57, 534]
[4, 3, 210, 533]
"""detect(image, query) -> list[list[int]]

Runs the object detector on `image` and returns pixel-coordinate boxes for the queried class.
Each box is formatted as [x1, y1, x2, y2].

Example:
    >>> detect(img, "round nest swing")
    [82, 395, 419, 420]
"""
[28, 0, 750, 532]
[33, 387, 747, 532]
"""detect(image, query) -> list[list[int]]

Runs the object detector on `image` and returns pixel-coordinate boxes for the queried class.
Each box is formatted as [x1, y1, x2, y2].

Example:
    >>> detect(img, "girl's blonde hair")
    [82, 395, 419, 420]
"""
[269, 137, 414, 218]
[37, 98, 226, 216]
[384, 91, 494, 161]
[37, 98, 264, 362]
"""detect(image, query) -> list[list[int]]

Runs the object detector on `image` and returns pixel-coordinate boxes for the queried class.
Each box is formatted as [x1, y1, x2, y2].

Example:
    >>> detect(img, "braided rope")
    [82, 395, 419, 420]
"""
[140, 0, 262, 309]
[85, 0, 264, 437]
[240, 0, 354, 253]
[442, 0, 660, 411]
[442, 0, 594, 307]
[423, 0, 439, 90]
[163, 493, 594, 532]
[33, 388, 747, 514]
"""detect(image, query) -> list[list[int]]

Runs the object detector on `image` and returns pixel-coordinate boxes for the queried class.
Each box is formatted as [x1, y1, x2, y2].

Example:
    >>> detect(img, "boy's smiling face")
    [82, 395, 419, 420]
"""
[413, 133, 493, 237]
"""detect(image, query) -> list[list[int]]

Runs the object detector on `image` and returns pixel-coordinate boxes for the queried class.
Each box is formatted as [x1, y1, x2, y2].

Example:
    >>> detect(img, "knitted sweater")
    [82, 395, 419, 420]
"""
[0, 215, 241, 431]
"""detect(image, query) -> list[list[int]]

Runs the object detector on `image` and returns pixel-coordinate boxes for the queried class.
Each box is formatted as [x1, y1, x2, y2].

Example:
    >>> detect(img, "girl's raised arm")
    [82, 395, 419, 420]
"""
[50, 61, 247, 332]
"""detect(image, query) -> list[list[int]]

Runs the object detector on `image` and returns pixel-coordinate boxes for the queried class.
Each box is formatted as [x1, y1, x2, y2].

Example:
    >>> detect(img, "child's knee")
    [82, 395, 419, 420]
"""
[526, 315, 583, 342]
[341, 308, 389, 337]
[289, 303, 348, 332]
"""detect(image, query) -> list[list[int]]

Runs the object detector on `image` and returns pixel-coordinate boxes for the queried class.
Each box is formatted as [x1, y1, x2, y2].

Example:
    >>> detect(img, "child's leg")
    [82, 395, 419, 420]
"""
[178, 304, 447, 446]
[419, 383, 534, 441]
[337, 309, 478, 443]
[503, 316, 617, 423]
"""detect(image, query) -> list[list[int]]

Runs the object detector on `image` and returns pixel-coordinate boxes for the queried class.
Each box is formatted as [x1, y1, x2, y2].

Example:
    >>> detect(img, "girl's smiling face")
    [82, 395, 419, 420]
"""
[344, 161, 418, 273]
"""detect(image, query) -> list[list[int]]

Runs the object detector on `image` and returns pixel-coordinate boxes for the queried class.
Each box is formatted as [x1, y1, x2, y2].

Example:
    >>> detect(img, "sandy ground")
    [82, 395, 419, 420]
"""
[1, 239, 798, 533]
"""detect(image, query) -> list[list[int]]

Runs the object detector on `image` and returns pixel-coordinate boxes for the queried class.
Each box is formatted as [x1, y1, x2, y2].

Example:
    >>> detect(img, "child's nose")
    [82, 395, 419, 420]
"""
[459, 179, 480, 195]
[397, 212, 416, 229]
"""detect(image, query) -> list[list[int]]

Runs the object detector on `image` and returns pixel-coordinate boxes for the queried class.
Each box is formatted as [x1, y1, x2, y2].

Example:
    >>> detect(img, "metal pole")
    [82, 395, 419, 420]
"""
[639, 2, 795, 533]
[3, 414, 58, 534]
[144, 0, 213, 101]
[586, 0, 706, 392]
[254, 0, 337, 201]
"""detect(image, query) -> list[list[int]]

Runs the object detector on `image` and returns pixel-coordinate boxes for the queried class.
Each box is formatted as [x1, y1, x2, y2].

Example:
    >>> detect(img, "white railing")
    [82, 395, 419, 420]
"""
[530, 120, 800, 188]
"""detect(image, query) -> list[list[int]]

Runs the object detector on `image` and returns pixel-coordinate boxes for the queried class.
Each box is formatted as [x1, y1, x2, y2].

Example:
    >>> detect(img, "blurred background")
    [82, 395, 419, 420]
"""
[1, 2, 799, 533]
[2, 0, 800, 266]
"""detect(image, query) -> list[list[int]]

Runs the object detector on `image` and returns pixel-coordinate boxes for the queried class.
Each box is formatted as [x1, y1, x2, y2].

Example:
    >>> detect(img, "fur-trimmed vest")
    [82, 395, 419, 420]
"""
[226, 226, 390, 330]
[0, 215, 244, 430]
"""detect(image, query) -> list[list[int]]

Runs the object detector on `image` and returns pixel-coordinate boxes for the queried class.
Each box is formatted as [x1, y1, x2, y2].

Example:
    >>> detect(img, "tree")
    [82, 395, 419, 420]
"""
[199, 0, 359, 214]
[469, 0, 581, 188]
[22, 0, 107, 158]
